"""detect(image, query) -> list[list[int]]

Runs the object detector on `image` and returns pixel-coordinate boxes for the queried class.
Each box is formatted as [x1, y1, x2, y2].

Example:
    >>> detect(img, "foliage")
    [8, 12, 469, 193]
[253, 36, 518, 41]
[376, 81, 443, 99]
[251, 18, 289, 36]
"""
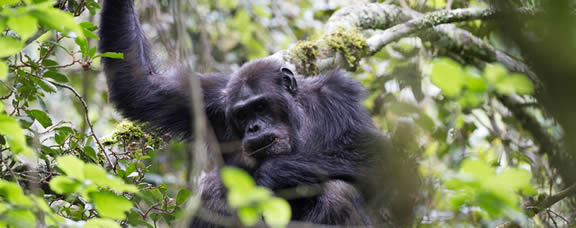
[0, 0, 573, 227]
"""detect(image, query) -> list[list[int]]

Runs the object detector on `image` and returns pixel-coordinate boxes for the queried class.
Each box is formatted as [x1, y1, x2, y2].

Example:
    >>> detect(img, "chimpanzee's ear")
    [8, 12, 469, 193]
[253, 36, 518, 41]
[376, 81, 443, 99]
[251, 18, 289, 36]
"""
[281, 67, 298, 95]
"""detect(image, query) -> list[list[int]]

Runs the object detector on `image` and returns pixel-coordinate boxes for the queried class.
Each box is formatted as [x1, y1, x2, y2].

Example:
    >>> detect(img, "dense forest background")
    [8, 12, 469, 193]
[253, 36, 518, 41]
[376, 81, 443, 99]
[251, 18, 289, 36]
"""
[0, 0, 575, 227]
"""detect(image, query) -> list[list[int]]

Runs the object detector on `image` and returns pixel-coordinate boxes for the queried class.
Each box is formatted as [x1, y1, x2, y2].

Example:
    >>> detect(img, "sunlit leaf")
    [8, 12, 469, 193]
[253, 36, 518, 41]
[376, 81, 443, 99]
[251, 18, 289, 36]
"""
[238, 207, 260, 226]
[48, 176, 80, 194]
[0, 0, 20, 6]
[7, 15, 38, 41]
[0, 180, 32, 206]
[0, 36, 24, 58]
[85, 218, 122, 228]
[221, 167, 255, 193]
[0, 61, 7, 81]
[0, 115, 34, 156]
[430, 58, 464, 97]
[56, 155, 85, 180]
[95, 52, 124, 59]
[261, 197, 291, 228]
[91, 191, 133, 220]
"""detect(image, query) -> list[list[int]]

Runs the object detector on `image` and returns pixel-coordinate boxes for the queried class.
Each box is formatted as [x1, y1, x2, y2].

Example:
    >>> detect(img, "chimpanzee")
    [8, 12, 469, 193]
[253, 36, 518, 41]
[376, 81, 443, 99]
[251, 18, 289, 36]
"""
[99, 0, 417, 227]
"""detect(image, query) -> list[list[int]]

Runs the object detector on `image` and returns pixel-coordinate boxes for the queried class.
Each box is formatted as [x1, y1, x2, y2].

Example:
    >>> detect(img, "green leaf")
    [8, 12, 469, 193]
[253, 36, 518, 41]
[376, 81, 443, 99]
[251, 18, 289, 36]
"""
[56, 155, 85, 180]
[430, 58, 464, 97]
[75, 37, 88, 56]
[221, 167, 255, 193]
[91, 191, 133, 220]
[495, 73, 534, 95]
[84, 163, 138, 193]
[484, 64, 507, 83]
[0, 0, 20, 6]
[95, 52, 124, 59]
[238, 207, 260, 226]
[0, 210, 36, 228]
[176, 188, 191, 205]
[261, 197, 291, 228]
[26, 109, 53, 128]
[0, 180, 32, 206]
[0, 115, 34, 156]
[0, 61, 7, 81]
[80, 21, 98, 31]
[48, 176, 81, 194]
[85, 218, 122, 228]
[0, 36, 24, 58]
[7, 15, 38, 41]
[29, 8, 83, 37]
[43, 71, 69, 83]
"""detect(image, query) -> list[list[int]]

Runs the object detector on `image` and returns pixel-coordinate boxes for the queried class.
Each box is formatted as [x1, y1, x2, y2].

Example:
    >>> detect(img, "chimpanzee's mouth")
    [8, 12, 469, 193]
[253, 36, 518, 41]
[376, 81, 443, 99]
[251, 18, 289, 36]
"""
[246, 136, 279, 157]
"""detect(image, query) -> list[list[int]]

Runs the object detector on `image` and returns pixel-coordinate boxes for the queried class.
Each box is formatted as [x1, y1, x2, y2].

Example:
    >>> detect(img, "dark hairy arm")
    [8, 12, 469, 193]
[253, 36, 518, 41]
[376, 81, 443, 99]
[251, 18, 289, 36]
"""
[99, 0, 229, 138]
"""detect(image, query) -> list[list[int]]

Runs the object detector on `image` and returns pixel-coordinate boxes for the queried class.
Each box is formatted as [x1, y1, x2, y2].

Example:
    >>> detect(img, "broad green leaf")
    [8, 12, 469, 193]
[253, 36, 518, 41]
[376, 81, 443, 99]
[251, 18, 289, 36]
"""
[0, 115, 34, 156]
[7, 15, 38, 41]
[43, 71, 69, 83]
[484, 64, 507, 83]
[49, 176, 80, 194]
[29, 8, 83, 37]
[26, 109, 53, 128]
[0, 210, 36, 228]
[0, 61, 7, 81]
[85, 218, 122, 228]
[228, 186, 271, 208]
[0, 0, 20, 6]
[176, 188, 191, 205]
[495, 73, 534, 95]
[221, 167, 255, 193]
[80, 21, 98, 31]
[0, 36, 24, 58]
[238, 207, 260, 226]
[0, 180, 32, 206]
[56, 155, 85, 180]
[0, 18, 6, 33]
[84, 163, 138, 193]
[430, 58, 464, 97]
[261, 197, 291, 228]
[91, 191, 133, 220]
[459, 159, 494, 182]
[95, 52, 124, 59]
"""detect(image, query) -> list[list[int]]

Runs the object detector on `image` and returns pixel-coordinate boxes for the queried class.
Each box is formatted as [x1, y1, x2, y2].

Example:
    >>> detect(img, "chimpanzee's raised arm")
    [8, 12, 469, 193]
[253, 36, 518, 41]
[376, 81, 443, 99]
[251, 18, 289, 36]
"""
[99, 0, 229, 138]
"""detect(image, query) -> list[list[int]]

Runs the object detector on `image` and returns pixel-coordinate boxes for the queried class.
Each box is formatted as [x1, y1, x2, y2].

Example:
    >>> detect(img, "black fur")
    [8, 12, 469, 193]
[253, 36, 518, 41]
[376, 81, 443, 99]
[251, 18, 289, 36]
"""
[99, 0, 401, 227]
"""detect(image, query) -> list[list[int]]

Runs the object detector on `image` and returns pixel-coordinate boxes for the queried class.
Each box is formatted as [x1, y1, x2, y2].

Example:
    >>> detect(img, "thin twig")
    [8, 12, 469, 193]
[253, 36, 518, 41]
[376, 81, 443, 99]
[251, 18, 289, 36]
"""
[46, 79, 114, 171]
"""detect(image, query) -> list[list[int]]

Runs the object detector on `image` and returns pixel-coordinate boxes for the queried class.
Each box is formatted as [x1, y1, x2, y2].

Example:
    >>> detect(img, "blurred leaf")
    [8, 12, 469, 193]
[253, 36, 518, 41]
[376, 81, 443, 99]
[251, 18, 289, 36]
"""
[0, 210, 36, 228]
[238, 207, 260, 226]
[85, 218, 122, 228]
[56, 155, 85, 180]
[95, 52, 124, 59]
[261, 197, 291, 228]
[0, 61, 7, 80]
[91, 191, 133, 220]
[0, 115, 34, 156]
[48, 176, 80, 194]
[176, 189, 190, 205]
[221, 167, 255, 193]
[0, 36, 24, 58]
[0, 180, 32, 206]
[430, 58, 464, 97]
[7, 15, 38, 41]
[0, 0, 20, 6]
[495, 73, 534, 95]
